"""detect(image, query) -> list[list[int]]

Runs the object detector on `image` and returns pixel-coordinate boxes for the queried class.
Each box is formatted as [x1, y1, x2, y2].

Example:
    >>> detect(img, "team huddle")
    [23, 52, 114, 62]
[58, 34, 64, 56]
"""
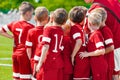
[0, 0, 120, 80]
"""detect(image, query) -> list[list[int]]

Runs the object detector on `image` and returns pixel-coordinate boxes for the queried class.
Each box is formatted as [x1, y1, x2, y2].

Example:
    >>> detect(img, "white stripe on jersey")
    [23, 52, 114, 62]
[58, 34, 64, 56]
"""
[13, 72, 20, 78]
[34, 55, 41, 61]
[96, 42, 104, 48]
[20, 74, 32, 79]
[105, 38, 113, 45]
[42, 37, 51, 43]
[73, 33, 81, 39]
[3, 25, 10, 32]
[26, 41, 33, 46]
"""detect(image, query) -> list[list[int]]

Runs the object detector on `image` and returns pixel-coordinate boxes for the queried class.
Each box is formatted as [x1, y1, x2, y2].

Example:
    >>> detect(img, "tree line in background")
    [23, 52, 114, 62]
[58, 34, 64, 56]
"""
[0, 0, 91, 13]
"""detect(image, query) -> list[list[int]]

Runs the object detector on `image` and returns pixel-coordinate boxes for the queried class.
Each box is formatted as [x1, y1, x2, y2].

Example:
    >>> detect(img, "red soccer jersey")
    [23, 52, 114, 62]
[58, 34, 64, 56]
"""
[70, 24, 85, 52]
[62, 36, 73, 74]
[87, 30, 108, 80]
[100, 26, 114, 69]
[26, 26, 43, 58]
[2, 21, 34, 49]
[42, 26, 64, 70]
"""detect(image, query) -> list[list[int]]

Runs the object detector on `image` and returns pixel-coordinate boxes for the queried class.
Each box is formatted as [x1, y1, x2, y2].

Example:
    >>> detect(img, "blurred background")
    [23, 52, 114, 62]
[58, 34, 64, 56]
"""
[0, 0, 91, 26]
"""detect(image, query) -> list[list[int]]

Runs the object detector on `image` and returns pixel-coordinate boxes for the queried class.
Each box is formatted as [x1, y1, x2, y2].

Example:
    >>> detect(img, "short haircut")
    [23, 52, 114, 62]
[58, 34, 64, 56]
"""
[35, 7, 49, 21]
[53, 8, 68, 25]
[19, 1, 34, 15]
[91, 8, 107, 22]
[88, 12, 102, 26]
[69, 6, 85, 23]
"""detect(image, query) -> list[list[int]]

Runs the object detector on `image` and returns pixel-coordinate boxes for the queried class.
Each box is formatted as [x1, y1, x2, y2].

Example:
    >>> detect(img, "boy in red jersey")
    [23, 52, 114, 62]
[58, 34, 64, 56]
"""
[0, 1, 34, 80]
[62, 21, 73, 80]
[91, 8, 114, 80]
[80, 12, 108, 80]
[35, 8, 68, 80]
[69, 6, 90, 80]
[25, 7, 49, 80]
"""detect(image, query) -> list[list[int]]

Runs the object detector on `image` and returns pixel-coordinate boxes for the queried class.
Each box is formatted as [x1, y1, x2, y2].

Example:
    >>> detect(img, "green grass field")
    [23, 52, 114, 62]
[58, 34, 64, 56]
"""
[0, 36, 13, 80]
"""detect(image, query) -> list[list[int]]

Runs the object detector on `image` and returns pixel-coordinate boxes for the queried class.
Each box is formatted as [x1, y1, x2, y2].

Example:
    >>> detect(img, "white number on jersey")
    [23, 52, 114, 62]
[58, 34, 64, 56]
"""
[16, 28, 23, 44]
[53, 34, 64, 53]
[38, 35, 43, 43]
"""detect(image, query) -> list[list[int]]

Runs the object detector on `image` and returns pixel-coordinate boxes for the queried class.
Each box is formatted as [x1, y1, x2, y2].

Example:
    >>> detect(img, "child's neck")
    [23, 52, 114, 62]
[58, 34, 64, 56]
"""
[53, 22, 62, 27]
[36, 21, 45, 27]
[19, 15, 28, 21]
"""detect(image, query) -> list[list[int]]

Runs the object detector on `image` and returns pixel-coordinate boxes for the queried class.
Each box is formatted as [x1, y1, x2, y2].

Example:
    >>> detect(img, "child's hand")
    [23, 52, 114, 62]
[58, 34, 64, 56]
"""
[79, 52, 89, 59]
[36, 63, 42, 73]
[71, 56, 75, 66]
[33, 68, 37, 78]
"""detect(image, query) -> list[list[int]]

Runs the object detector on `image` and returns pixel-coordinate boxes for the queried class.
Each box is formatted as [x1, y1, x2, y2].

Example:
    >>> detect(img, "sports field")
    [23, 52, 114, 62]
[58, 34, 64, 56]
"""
[0, 35, 13, 80]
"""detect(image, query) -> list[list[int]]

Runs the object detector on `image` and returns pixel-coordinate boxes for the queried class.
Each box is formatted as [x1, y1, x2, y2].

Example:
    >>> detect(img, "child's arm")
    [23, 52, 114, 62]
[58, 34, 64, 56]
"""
[26, 48, 32, 60]
[0, 28, 13, 39]
[71, 39, 82, 65]
[36, 44, 49, 72]
[33, 63, 37, 77]
[80, 49, 105, 59]
[105, 45, 114, 54]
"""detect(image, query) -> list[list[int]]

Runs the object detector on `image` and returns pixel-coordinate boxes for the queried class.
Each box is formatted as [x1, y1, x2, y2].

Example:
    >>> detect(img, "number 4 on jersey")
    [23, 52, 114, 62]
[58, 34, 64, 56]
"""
[53, 34, 64, 53]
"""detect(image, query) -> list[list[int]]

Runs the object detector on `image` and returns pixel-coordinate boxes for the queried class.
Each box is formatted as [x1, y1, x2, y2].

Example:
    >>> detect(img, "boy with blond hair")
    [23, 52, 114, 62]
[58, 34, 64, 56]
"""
[25, 6, 49, 80]
[80, 12, 108, 80]
[0, 1, 34, 80]
[91, 8, 114, 80]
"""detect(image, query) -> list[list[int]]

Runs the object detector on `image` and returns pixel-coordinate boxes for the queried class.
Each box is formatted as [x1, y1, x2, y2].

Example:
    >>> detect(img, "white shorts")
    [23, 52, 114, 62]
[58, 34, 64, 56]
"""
[114, 48, 120, 71]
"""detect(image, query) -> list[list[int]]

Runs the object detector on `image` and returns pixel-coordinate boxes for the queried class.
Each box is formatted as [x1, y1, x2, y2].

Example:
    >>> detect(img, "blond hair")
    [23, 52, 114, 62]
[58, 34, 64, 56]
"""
[35, 7, 49, 22]
[88, 12, 102, 27]
[91, 8, 107, 22]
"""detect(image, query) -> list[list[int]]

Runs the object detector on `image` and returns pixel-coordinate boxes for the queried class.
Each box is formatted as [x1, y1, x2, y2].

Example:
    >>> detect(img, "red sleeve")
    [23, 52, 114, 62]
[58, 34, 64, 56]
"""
[2, 22, 14, 32]
[70, 26, 82, 41]
[102, 27, 114, 47]
[42, 27, 51, 45]
[26, 29, 34, 48]
[94, 32, 105, 49]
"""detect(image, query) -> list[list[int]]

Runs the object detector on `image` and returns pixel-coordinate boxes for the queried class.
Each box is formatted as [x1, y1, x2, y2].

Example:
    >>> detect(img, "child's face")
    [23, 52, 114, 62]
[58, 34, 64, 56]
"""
[88, 22, 99, 31]
[26, 9, 34, 21]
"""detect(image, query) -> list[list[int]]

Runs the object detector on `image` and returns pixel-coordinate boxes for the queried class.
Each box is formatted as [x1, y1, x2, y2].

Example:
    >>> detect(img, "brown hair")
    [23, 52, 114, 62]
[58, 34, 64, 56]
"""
[19, 1, 34, 15]
[53, 8, 68, 25]
[69, 6, 85, 23]
[35, 7, 49, 22]
[91, 8, 107, 22]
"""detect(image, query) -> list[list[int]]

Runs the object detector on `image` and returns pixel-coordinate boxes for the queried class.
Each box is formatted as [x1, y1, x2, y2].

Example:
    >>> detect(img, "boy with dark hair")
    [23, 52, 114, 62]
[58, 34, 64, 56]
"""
[35, 8, 68, 80]
[69, 6, 90, 80]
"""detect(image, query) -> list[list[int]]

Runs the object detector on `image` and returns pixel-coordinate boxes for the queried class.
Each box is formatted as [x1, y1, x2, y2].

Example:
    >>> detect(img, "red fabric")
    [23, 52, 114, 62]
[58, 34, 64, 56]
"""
[12, 48, 31, 79]
[43, 68, 63, 80]
[26, 26, 43, 58]
[100, 26, 115, 69]
[42, 26, 64, 70]
[70, 24, 84, 52]
[87, 30, 108, 80]
[94, 0, 120, 19]
[100, 26, 114, 80]
[62, 36, 73, 74]
[2, 21, 34, 49]
[70, 24, 90, 78]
